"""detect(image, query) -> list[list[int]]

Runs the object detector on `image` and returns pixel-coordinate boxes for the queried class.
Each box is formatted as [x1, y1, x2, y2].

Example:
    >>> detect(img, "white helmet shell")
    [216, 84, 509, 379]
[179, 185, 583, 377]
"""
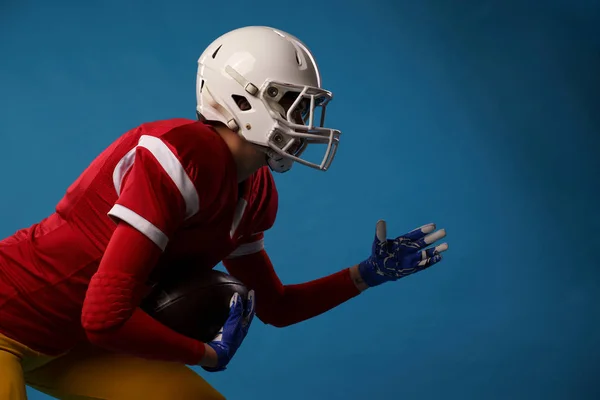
[196, 26, 341, 173]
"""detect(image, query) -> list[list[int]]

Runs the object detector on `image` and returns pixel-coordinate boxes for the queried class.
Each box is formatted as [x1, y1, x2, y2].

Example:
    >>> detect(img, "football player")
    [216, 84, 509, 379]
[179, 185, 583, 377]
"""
[0, 26, 448, 400]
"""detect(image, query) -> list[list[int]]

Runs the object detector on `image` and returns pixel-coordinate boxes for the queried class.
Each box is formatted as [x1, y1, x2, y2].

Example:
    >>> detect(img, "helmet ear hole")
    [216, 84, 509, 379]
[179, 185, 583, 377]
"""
[232, 95, 252, 111]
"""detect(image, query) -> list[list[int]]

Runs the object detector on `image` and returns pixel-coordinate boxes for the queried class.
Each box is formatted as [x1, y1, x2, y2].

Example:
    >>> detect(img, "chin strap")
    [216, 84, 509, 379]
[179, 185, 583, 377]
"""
[264, 148, 294, 173]
[250, 144, 292, 173]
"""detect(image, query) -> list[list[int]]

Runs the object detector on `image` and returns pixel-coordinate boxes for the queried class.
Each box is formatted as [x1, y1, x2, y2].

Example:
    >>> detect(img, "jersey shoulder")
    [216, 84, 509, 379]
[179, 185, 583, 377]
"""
[136, 118, 197, 135]
[156, 120, 234, 174]
[139, 120, 238, 206]
[56, 119, 197, 218]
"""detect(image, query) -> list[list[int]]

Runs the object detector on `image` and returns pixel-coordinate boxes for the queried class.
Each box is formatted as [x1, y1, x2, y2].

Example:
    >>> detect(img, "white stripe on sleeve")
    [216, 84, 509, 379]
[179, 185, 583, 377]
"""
[112, 135, 200, 220]
[137, 135, 199, 220]
[108, 204, 169, 251]
[226, 237, 265, 259]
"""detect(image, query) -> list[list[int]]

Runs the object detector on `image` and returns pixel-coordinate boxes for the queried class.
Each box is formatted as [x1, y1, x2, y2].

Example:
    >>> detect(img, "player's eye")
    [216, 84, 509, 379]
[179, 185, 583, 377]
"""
[279, 92, 305, 122]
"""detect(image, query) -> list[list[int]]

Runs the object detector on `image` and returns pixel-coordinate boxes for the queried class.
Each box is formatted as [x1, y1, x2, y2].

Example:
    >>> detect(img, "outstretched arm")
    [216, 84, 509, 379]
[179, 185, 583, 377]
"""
[223, 248, 363, 328]
[223, 220, 449, 328]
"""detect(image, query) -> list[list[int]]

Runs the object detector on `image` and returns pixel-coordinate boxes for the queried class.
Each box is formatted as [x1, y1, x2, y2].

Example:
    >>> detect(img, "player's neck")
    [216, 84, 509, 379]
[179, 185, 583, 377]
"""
[213, 125, 267, 182]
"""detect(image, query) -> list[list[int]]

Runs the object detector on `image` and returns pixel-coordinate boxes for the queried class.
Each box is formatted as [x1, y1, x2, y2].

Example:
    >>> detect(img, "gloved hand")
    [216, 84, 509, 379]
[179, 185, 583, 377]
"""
[202, 290, 255, 372]
[358, 220, 449, 288]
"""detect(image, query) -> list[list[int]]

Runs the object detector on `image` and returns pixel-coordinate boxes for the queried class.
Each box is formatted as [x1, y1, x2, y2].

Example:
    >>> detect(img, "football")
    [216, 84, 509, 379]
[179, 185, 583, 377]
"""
[141, 268, 249, 343]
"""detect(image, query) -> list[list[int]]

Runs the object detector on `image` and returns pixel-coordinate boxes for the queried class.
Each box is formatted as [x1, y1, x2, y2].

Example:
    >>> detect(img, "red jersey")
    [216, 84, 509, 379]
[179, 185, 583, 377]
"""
[0, 118, 277, 356]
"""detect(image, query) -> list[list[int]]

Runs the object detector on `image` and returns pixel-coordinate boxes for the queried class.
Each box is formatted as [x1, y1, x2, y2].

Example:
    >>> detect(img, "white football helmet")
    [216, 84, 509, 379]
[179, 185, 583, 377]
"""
[196, 26, 341, 173]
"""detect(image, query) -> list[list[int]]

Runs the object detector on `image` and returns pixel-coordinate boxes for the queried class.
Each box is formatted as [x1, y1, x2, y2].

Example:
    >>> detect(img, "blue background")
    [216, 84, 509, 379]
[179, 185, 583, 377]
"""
[1, 0, 599, 399]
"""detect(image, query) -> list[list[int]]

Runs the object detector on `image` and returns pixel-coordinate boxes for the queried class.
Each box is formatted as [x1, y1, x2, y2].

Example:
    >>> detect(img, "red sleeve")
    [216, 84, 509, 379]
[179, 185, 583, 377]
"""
[81, 127, 233, 364]
[81, 222, 205, 365]
[223, 249, 360, 328]
[107, 135, 199, 251]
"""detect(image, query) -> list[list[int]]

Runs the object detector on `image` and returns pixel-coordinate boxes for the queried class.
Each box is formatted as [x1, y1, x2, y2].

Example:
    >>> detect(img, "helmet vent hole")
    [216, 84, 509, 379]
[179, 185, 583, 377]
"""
[199, 80, 204, 92]
[232, 95, 252, 111]
[212, 45, 222, 59]
[295, 52, 302, 66]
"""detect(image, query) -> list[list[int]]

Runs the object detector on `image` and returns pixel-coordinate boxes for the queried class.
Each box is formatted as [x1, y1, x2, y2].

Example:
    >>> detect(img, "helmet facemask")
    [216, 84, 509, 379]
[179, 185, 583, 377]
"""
[259, 82, 340, 172]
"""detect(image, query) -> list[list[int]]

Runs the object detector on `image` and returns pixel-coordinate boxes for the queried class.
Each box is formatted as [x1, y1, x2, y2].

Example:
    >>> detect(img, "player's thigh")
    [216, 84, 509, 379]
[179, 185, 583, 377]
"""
[24, 344, 225, 400]
[0, 349, 27, 400]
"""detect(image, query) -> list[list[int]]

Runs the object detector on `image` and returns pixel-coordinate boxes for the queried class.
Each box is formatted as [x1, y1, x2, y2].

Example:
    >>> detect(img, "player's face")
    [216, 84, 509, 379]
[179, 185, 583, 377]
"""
[277, 92, 309, 156]
[279, 91, 308, 125]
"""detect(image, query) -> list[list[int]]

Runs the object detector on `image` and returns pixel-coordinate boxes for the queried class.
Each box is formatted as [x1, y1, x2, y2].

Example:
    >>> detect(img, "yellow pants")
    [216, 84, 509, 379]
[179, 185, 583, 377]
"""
[0, 333, 225, 400]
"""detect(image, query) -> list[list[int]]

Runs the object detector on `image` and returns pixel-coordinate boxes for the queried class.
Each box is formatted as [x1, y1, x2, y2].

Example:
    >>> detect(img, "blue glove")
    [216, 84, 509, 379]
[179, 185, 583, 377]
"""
[203, 290, 255, 372]
[358, 220, 449, 288]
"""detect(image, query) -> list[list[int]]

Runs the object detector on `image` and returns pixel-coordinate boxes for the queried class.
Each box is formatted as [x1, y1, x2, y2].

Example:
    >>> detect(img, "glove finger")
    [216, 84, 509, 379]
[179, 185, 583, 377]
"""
[229, 292, 240, 307]
[375, 220, 387, 242]
[416, 243, 449, 262]
[402, 223, 436, 241]
[228, 292, 244, 319]
[413, 228, 447, 249]
[372, 220, 389, 254]
[244, 290, 256, 327]
[214, 293, 243, 342]
[416, 253, 443, 269]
